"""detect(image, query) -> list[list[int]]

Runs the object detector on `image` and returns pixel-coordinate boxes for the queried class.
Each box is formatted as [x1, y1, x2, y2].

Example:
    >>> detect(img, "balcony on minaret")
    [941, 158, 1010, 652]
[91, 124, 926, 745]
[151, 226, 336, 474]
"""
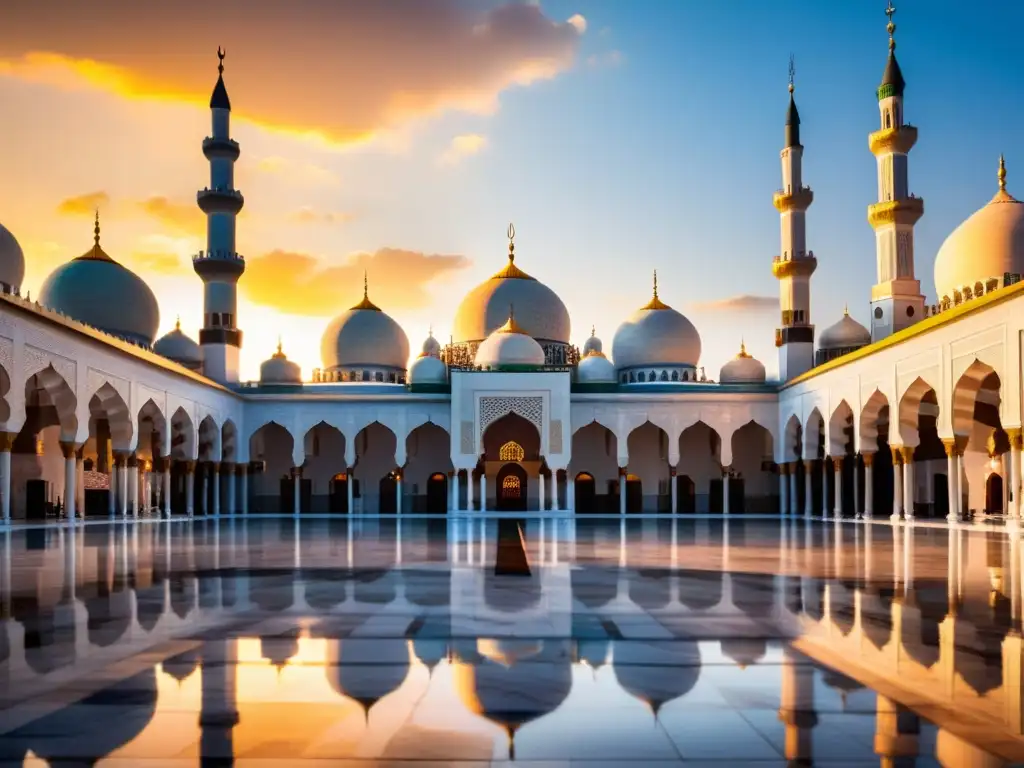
[771, 251, 817, 279]
[193, 249, 245, 280]
[868, 124, 918, 156]
[867, 196, 924, 229]
[772, 185, 814, 213]
[202, 135, 241, 161]
[197, 186, 244, 215]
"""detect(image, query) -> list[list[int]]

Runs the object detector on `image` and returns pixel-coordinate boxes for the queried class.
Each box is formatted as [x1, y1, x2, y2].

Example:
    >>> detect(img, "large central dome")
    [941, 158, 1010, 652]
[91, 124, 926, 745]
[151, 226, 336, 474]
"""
[452, 227, 570, 344]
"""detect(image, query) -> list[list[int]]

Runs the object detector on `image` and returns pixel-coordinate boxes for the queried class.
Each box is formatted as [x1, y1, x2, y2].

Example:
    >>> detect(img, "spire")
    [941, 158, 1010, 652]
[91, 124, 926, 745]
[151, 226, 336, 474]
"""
[275, 336, 284, 357]
[77, 209, 113, 262]
[843, 304, 850, 316]
[738, 338, 751, 359]
[641, 269, 670, 310]
[492, 221, 534, 280]
[999, 154, 1007, 192]
[591, 324, 596, 338]
[351, 269, 381, 311]
[784, 54, 801, 148]
[878, 3, 905, 100]
[496, 303, 526, 334]
[175, 315, 181, 331]
[210, 46, 232, 110]
[93, 209, 100, 247]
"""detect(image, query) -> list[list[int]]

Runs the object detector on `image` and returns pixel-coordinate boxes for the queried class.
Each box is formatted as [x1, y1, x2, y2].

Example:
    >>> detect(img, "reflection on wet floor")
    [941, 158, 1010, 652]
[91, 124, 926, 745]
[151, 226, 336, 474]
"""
[0, 516, 1022, 765]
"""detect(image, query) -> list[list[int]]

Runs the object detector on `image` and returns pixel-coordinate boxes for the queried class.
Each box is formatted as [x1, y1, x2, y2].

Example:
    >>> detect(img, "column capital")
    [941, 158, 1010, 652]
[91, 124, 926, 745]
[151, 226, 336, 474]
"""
[779, 463, 789, 476]
[899, 445, 915, 463]
[1008, 427, 1024, 449]
[0, 432, 16, 452]
[210, 460, 221, 472]
[891, 449, 903, 466]
[618, 466, 627, 476]
[113, 451, 130, 468]
[804, 460, 813, 474]
[59, 440, 81, 459]
[860, 451, 875, 467]
[941, 438, 959, 457]
[127, 454, 138, 468]
[292, 465, 303, 477]
[183, 460, 196, 474]
[220, 460, 234, 472]
[447, 470, 455, 478]
[669, 466, 677, 477]
[235, 463, 247, 476]
[721, 464, 732, 477]
[777, 708, 818, 729]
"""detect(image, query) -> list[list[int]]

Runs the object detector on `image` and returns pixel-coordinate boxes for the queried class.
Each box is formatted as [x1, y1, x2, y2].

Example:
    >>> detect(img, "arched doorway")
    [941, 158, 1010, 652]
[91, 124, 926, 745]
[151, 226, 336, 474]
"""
[379, 473, 398, 514]
[496, 463, 528, 512]
[574, 472, 596, 513]
[329, 472, 349, 514]
[625, 474, 642, 513]
[426, 473, 447, 514]
[676, 475, 695, 513]
[986, 472, 1004, 515]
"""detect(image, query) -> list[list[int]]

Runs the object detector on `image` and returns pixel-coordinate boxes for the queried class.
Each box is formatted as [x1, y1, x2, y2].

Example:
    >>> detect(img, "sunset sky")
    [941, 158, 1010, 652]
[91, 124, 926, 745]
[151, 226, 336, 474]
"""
[1, 0, 1022, 381]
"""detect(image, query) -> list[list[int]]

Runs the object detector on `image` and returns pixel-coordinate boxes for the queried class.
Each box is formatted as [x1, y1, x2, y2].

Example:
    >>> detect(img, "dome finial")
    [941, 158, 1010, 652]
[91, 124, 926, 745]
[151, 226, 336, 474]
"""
[739, 337, 748, 357]
[591, 324, 596, 337]
[351, 269, 381, 310]
[363, 269, 369, 299]
[652, 270, 659, 299]
[507, 222, 516, 263]
[277, 335, 283, 356]
[93, 209, 101, 247]
[885, 1, 897, 50]
[999, 154, 1007, 192]
[788, 53, 795, 94]
[640, 268, 670, 310]
[175, 315, 181, 331]
[217, 46, 225, 75]
[843, 303, 849, 316]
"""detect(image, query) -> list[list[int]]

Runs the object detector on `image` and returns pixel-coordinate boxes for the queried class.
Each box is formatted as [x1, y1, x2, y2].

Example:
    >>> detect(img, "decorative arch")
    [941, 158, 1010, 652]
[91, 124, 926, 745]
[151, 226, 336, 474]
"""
[730, 420, 775, 513]
[89, 381, 133, 450]
[678, 420, 722, 513]
[499, 441, 525, 462]
[951, 360, 1001, 437]
[827, 400, 854, 456]
[859, 389, 890, 447]
[804, 408, 824, 459]
[170, 407, 195, 460]
[25, 364, 78, 438]
[0, 364, 11, 429]
[137, 399, 167, 462]
[626, 421, 670, 512]
[482, 412, 540, 462]
[197, 415, 220, 462]
[221, 419, 238, 461]
[479, 395, 543, 438]
[898, 377, 939, 446]
[783, 413, 802, 462]
[404, 421, 453, 513]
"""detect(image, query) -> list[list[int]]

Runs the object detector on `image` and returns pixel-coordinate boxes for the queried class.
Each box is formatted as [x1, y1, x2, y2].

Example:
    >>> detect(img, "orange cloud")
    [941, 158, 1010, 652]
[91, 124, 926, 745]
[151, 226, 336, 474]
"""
[137, 196, 205, 235]
[256, 156, 338, 186]
[131, 251, 188, 275]
[0, 2, 585, 147]
[56, 191, 110, 216]
[288, 208, 354, 225]
[242, 248, 470, 316]
[691, 294, 778, 313]
[438, 134, 488, 166]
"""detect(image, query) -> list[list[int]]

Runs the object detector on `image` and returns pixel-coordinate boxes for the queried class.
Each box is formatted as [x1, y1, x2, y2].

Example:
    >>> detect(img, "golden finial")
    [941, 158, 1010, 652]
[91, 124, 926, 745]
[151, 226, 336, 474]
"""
[93, 209, 101, 247]
[788, 54, 795, 94]
[843, 304, 850, 316]
[497, 303, 525, 334]
[885, 2, 897, 50]
[217, 46, 225, 75]
[351, 269, 381, 310]
[641, 269, 670, 310]
[507, 222, 516, 263]
[738, 338, 750, 358]
[363, 269, 369, 299]
[999, 154, 1007, 192]
[175, 315, 181, 331]
[491, 221, 533, 279]
[653, 269, 659, 299]
[276, 336, 283, 356]
[591, 324, 596, 338]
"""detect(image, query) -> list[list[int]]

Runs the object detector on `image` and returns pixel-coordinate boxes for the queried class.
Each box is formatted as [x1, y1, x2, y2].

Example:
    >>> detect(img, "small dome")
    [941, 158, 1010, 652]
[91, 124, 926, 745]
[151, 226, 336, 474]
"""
[0, 220, 25, 292]
[581, 326, 603, 356]
[611, 272, 701, 371]
[719, 341, 766, 384]
[474, 309, 546, 369]
[577, 349, 617, 383]
[452, 226, 570, 344]
[934, 156, 1024, 301]
[819, 307, 871, 350]
[320, 276, 410, 372]
[153, 318, 202, 369]
[39, 214, 160, 345]
[409, 354, 447, 385]
[260, 339, 302, 384]
[420, 330, 441, 358]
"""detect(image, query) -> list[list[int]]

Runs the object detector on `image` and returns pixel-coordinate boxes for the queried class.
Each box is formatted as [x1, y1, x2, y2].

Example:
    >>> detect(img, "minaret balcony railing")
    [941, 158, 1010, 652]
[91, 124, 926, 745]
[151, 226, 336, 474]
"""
[193, 249, 245, 264]
[202, 136, 241, 160]
[197, 186, 245, 214]
[868, 124, 918, 155]
[867, 196, 924, 228]
[771, 252, 817, 279]
[772, 186, 814, 213]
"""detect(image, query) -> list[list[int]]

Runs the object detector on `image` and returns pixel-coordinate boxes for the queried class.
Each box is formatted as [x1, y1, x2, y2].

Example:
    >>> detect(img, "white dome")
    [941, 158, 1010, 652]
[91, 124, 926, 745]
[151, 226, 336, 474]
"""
[819, 309, 871, 350]
[581, 327, 603, 356]
[611, 277, 701, 370]
[260, 341, 302, 384]
[474, 312, 546, 369]
[719, 342, 766, 384]
[39, 217, 159, 346]
[934, 157, 1024, 301]
[452, 234, 570, 344]
[320, 286, 410, 372]
[577, 350, 617, 383]
[409, 354, 447, 385]
[0, 220, 25, 292]
[420, 332, 441, 358]
[153, 319, 202, 369]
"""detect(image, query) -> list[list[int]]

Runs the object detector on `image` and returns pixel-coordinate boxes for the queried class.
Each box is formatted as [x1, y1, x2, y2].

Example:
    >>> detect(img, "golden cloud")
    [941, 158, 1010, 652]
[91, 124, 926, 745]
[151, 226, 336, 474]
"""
[242, 247, 470, 316]
[256, 156, 338, 186]
[438, 134, 488, 166]
[691, 294, 778, 313]
[56, 190, 110, 216]
[288, 208, 354, 225]
[138, 196, 205, 235]
[1, 2, 585, 147]
[131, 251, 188, 275]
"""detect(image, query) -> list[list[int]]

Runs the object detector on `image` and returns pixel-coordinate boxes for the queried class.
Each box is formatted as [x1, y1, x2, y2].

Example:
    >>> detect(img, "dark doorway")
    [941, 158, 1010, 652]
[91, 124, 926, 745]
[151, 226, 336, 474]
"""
[329, 473, 349, 514]
[933, 473, 949, 519]
[986, 473, 1004, 515]
[729, 477, 746, 514]
[426, 473, 448, 514]
[280, 477, 313, 514]
[379, 473, 398, 514]
[676, 475, 695, 513]
[709, 478, 722, 513]
[625, 475, 642, 513]
[574, 472, 596, 513]
[25, 479, 48, 520]
[496, 463, 528, 512]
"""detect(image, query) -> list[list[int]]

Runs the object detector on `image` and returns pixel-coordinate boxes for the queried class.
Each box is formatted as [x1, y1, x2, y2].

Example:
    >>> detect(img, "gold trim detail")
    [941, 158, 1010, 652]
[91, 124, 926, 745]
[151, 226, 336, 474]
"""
[867, 197, 924, 228]
[495, 305, 527, 335]
[640, 270, 671, 310]
[772, 187, 814, 212]
[771, 255, 817, 279]
[491, 222, 536, 281]
[351, 270, 382, 311]
[868, 125, 918, 156]
[861, 452, 874, 467]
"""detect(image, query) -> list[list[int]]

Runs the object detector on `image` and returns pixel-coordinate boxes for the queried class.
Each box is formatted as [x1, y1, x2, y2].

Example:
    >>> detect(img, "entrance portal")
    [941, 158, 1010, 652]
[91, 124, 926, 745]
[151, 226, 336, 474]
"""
[986, 472, 1004, 515]
[496, 463, 528, 512]
[426, 473, 448, 514]
[574, 472, 596, 513]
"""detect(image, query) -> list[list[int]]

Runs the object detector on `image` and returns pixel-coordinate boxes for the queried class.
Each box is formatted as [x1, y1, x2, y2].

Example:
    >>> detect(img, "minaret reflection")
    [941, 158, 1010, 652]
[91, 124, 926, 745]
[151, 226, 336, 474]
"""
[778, 647, 816, 764]
[874, 693, 920, 766]
[199, 637, 239, 766]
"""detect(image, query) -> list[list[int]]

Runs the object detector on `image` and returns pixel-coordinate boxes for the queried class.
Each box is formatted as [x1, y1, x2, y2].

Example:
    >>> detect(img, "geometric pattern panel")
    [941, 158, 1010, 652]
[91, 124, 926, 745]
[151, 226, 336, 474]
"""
[479, 396, 544, 439]
[549, 419, 563, 455]
[460, 420, 474, 455]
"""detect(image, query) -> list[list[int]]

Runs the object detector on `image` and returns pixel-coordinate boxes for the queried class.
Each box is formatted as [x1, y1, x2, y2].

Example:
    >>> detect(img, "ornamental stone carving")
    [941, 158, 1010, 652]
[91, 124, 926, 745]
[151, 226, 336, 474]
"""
[87, 367, 131, 410]
[0, 336, 12, 376]
[23, 344, 76, 390]
[550, 419, 563, 455]
[479, 396, 543, 437]
[460, 420, 474, 454]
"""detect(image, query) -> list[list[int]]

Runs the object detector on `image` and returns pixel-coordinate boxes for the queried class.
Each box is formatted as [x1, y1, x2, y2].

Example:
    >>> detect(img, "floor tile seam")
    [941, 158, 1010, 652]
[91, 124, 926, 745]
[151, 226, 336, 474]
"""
[733, 707, 788, 760]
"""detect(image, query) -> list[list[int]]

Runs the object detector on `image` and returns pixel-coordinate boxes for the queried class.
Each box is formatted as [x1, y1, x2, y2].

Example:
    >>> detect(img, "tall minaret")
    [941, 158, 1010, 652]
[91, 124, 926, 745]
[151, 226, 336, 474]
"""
[867, 3, 924, 341]
[195, 47, 245, 384]
[772, 56, 816, 382]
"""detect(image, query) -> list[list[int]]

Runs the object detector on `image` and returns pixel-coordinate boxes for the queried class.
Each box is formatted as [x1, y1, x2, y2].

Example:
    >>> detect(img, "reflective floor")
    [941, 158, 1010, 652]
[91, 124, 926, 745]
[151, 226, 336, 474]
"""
[0, 516, 1021, 766]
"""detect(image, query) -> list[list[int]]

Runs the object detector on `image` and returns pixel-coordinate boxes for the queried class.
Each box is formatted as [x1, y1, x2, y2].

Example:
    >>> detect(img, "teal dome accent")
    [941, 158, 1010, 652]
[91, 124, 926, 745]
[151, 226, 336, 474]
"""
[0, 221, 25, 292]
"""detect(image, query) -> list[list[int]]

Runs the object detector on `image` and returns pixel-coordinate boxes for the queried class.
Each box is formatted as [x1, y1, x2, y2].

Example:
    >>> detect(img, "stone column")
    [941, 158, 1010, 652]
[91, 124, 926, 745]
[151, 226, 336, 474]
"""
[239, 464, 249, 516]
[467, 470, 474, 511]
[779, 463, 789, 517]
[619, 467, 627, 515]
[538, 473, 546, 512]
[292, 467, 302, 515]
[778, 647, 817, 764]
[225, 462, 235, 515]
[116, 453, 129, 517]
[0, 433, 13, 523]
[60, 441, 78, 521]
[76, 447, 85, 516]
[820, 458, 829, 518]
[873, 694, 920, 765]
[1011, 429, 1024, 521]
[832, 456, 843, 519]
[395, 468, 403, 515]
[162, 459, 172, 517]
[550, 470, 559, 512]
[452, 472, 460, 512]
[127, 455, 139, 517]
[862, 452, 874, 519]
[211, 462, 221, 517]
[900, 446, 915, 521]
[479, 473, 487, 513]
[942, 439, 959, 522]
[200, 463, 209, 516]
[199, 638, 239, 765]
[804, 462, 813, 518]
[568, 476, 575, 512]
[853, 456, 860, 518]
[670, 467, 678, 514]
[108, 459, 118, 517]
[891, 451, 903, 521]
[788, 464, 798, 516]
[185, 461, 196, 517]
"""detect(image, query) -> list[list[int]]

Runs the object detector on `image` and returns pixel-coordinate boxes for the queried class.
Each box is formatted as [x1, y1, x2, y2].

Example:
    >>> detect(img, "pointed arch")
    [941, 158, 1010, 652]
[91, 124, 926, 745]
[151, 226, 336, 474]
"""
[804, 408, 824, 459]
[859, 389, 890, 447]
[24, 364, 78, 439]
[626, 420, 670, 513]
[0, 364, 11, 430]
[783, 413, 802, 462]
[730, 420, 775, 513]
[137, 399, 167, 462]
[89, 381, 133, 450]
[303, 421, 347, 513]
[197, 415, 220, 461]
[827, 400, 854, 456]
[951, 360, 1000, 437]
[898, 377, 939, 446]
[221, 419, 238, 461]
[170, 407, 195, 460]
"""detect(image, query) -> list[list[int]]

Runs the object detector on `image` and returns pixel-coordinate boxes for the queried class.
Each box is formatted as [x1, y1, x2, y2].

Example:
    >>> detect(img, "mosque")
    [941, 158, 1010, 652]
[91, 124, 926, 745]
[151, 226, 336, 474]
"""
[0, 8, 1022, 524]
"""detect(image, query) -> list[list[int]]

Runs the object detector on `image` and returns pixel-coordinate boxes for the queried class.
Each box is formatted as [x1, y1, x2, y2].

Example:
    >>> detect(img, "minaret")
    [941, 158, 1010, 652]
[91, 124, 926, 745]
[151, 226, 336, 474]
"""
[772, 56, 817, 381]
[867, 3, 924, 341]
[194, 47, 245, 384]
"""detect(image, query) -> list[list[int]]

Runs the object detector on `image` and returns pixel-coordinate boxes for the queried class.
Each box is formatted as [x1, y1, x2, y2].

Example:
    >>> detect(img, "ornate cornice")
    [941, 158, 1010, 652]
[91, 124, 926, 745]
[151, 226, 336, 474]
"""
[772, 186, 814, 213]
[868, 125, 918, 156]
[771, 255, 817, 279]
[867, 197, 924, 228]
